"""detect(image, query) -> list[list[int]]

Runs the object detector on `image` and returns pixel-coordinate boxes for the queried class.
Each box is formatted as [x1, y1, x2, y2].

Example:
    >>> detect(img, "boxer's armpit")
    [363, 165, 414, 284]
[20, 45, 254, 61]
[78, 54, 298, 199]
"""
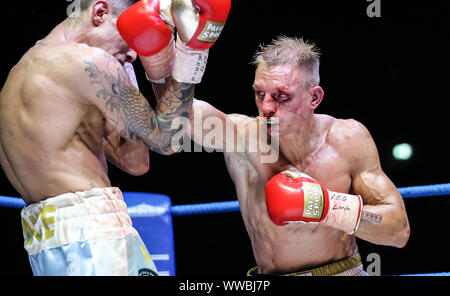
[83, 54, 194, 155]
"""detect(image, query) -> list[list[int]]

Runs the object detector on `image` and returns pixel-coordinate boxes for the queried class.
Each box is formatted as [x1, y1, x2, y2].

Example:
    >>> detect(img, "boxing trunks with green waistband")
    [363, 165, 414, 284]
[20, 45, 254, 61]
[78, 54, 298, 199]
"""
[247, 253, 368, 276]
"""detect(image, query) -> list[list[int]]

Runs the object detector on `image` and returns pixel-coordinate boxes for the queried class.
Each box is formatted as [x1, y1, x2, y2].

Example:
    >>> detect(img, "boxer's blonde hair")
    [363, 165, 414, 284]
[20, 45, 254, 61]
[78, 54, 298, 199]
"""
[252, 36, 321, 89]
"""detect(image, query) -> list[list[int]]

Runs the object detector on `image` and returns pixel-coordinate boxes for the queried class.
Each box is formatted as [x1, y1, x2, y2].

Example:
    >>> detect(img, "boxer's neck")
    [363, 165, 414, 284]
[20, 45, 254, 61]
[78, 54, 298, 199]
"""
[40, 15, 97, 46]
[278, 114, 328, 166]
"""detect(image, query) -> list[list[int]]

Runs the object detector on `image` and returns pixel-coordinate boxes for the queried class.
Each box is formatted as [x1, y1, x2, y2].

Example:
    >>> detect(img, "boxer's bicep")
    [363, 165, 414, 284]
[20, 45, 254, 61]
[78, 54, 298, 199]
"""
[81, 57, 159, 147]
[74, 51, 191, 155]
[352, 148, 408, 229]
[191, 99, 237, 150]
[331, 119, 409, 245]
[345, 121, 409, 246]
[345, 120, 400, 206]
[351, 155, 410, 247]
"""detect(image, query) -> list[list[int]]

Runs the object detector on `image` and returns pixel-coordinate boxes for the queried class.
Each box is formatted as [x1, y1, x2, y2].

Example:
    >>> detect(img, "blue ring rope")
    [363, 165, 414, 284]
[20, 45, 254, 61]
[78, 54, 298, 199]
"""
[171, 183, 450, 216]
[1, 183, 449, 214]
[398, 272, 450, 276]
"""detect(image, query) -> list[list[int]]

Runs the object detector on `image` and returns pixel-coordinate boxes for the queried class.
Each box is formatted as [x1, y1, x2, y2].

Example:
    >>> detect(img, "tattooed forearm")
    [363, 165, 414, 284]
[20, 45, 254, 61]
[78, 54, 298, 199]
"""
[84, 55, 194, 155]
[155, 81, 194, 130]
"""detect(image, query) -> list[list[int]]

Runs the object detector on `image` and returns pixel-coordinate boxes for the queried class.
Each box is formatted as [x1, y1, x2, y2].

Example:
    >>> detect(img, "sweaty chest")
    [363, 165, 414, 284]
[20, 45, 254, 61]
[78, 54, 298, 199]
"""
[294, 145, 352, 193]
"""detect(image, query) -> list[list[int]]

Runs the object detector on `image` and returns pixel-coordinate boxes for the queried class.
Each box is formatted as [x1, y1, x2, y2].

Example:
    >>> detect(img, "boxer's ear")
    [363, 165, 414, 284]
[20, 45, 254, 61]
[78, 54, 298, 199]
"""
[92, 0, 111, 26]
[309, 86, 324, 110]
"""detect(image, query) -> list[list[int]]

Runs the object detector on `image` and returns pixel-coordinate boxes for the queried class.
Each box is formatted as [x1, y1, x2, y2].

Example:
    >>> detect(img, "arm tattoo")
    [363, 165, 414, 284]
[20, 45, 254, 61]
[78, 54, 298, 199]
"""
[84, 54, 194, 154]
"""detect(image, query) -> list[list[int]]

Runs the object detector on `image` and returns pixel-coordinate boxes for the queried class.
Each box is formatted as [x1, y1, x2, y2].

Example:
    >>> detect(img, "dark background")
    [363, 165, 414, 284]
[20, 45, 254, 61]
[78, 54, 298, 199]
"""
[0, 0, 449, 276]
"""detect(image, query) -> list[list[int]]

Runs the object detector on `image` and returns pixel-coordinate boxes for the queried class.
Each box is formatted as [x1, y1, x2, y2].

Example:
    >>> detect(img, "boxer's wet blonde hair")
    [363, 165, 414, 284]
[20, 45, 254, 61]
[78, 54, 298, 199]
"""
[252, 36, 321, 89]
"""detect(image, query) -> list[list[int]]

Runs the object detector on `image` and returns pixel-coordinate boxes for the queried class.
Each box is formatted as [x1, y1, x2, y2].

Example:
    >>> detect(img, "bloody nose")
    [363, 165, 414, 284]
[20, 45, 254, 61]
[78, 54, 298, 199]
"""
[262, 97, 277, 118]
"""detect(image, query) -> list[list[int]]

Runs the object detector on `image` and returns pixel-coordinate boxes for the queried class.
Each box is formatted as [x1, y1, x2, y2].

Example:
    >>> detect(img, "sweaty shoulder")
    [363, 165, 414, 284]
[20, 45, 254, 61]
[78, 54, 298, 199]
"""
[34, 43, 121, 102]
[327, 116, 380, 170]
[21, 43, 98, 82]
[27, 42, 102, 71]
[328, 117, 372, 144]
[49, 43, 107, 73]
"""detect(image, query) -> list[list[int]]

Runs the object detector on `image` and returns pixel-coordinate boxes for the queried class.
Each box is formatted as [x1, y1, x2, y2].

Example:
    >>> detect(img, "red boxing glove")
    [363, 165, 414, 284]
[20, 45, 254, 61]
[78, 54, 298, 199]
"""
[171, 0, 231, 83]
[265, 169, 364, 235]
[117, 0, 173, 56]
[172, 0, 231, 50]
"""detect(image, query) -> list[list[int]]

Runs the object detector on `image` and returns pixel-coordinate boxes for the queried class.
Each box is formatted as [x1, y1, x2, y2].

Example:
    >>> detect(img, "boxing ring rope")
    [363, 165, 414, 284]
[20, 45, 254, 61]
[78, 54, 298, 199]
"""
[1, 183, 449, 213]
[170, 183, 450, 216]
[1, 182, 449, 276]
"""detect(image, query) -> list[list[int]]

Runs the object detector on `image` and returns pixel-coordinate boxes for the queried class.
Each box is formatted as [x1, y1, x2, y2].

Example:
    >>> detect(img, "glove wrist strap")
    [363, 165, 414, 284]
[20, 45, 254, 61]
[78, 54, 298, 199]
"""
[172, 35, 209, 84]
[321, 191, 363, 235]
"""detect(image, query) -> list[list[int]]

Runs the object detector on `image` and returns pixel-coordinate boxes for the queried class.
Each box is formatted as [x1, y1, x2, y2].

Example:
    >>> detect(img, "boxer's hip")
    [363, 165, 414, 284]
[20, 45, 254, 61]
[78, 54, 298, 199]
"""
[21, 187, 136, 254]
[20, 187, 158, 276]
[247, 253, 367, 276]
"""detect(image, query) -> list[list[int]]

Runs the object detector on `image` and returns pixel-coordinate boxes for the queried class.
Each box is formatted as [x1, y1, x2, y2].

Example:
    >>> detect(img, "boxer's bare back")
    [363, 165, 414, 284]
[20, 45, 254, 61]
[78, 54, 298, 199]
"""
[0, 41, 118, 204]
[0, 20, 193, 205]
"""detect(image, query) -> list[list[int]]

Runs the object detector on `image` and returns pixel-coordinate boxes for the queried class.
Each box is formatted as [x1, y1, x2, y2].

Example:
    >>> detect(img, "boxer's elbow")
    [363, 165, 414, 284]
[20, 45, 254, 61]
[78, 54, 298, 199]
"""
[145, 136, 179, 156]
[124, 162, 150, 176]
[392, 220, 410, 248]
[153, 146, 177, 156]
[121, 154, 150, 176]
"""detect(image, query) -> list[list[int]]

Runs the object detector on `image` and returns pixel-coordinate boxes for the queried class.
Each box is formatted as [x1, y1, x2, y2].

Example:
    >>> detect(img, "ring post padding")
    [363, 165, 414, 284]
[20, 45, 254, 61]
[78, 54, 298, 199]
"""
[124, 192, 176, 276]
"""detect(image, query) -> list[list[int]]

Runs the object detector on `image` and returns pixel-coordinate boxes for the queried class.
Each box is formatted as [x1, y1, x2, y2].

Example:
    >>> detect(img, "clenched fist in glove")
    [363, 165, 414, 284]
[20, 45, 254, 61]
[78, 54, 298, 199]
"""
[265, 169, 382, 235]
[117, 0, 231, 84]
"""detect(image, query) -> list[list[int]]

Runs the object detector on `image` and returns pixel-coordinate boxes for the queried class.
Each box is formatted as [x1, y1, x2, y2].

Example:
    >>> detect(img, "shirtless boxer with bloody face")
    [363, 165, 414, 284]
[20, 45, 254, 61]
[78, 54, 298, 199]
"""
[190, 36, 410, 275]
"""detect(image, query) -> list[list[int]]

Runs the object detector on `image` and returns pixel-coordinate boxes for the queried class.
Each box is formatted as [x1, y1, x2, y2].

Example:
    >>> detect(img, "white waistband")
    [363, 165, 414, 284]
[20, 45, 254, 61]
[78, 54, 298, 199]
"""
[21, 187, 138, 255]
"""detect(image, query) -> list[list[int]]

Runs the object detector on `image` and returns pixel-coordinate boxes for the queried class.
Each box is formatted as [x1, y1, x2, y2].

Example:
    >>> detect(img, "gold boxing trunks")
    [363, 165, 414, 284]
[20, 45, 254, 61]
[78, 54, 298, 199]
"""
[247, 253, 367, 276]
